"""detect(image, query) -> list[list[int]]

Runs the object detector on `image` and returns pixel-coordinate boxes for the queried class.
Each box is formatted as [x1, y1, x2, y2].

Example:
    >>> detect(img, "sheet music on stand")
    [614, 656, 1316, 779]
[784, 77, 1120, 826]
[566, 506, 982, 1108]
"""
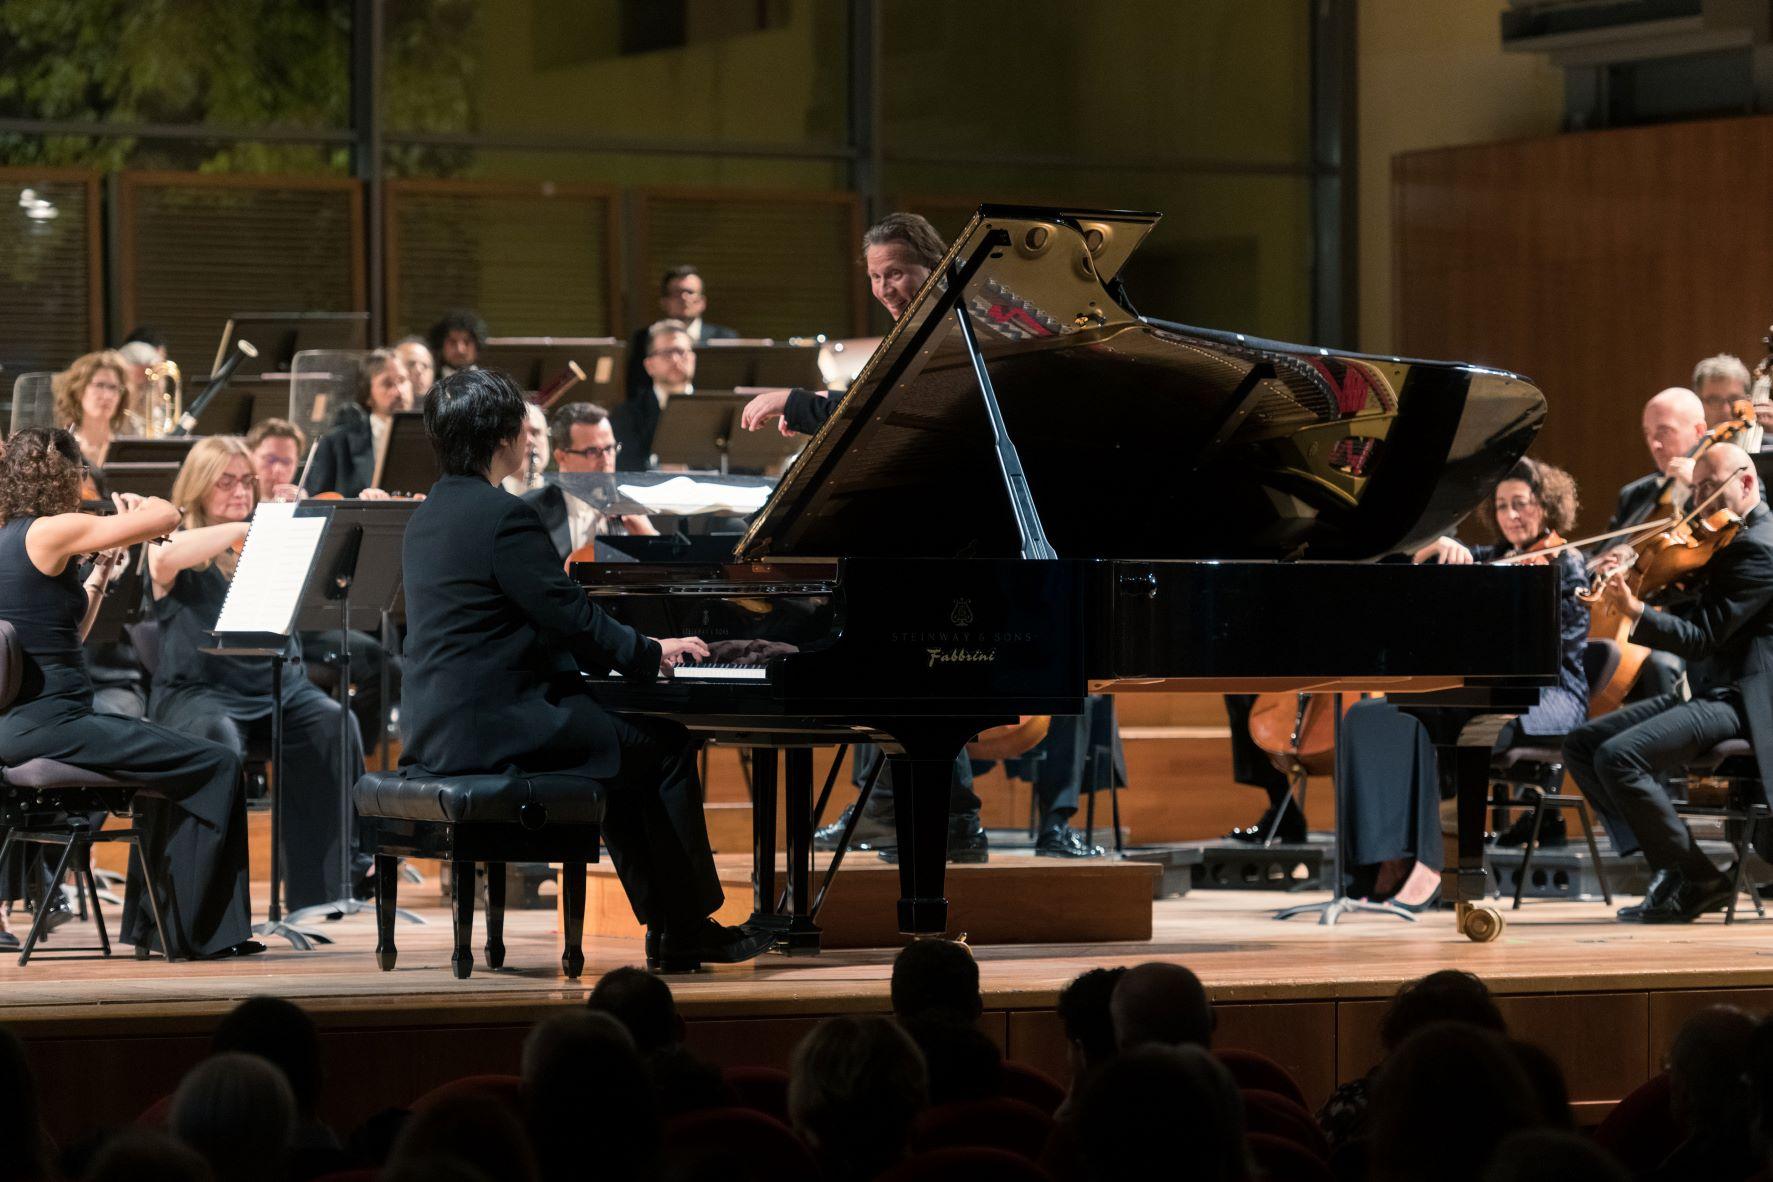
[213, 505, 328, 641]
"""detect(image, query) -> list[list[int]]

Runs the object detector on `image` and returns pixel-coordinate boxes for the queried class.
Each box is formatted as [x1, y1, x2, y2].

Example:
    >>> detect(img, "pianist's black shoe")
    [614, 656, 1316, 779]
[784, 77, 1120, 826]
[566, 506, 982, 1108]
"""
[1493, 807, 1565, 848]
[877, 811, 989, 865]
[645, 919, 777, 973]
[1634, 870, 1735, 924]
[812, 802, 895, 852]
[1035, 819, 1103, 859]
[1225, 804, 1305, 846]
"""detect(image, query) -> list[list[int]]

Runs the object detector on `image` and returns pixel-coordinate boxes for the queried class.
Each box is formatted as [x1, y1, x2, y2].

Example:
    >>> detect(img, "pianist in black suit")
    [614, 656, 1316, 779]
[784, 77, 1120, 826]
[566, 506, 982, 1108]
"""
[522, 402, 657, 562]
[1566, 443, 1773, 924]
[738, 212, 946, 438]
[305, 349, 413, 499]
[622, 265, 736, 397]
[400, 369, 772, 970]
[1337, 458, 1590, 910]
[611, 320, 698, 472]
[1597, 388, 1709, 702]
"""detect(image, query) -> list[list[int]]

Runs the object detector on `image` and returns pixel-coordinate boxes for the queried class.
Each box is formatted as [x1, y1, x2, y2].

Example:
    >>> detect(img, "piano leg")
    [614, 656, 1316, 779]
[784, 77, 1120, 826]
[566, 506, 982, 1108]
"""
[882, 723, 985, 937]
[1439, 739, 1507, 942]
[750, 748, 779, 927]
[779, 747, 821, 954]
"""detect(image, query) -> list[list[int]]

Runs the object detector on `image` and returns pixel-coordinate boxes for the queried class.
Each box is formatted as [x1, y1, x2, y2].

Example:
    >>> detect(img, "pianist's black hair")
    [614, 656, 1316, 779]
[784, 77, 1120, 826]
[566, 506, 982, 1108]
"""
[424, 367, 526, 477]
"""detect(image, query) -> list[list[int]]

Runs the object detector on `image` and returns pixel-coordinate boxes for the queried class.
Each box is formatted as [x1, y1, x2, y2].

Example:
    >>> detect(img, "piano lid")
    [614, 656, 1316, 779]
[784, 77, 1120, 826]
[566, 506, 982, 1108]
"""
[734, 204, 1546, 563]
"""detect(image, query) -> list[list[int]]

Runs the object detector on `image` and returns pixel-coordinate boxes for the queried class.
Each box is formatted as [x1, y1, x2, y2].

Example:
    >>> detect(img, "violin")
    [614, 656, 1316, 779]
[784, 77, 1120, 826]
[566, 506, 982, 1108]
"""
[1582, 485, 1744, 715]
[1618, 399, 1756, 531]
[1489, 528, 1566, 566]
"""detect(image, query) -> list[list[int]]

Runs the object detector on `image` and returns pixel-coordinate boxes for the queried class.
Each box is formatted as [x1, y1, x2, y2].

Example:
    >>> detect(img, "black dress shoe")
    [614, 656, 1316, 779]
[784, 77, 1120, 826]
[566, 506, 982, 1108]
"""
[1637, 874, 1735, 924]
[1034, 821, 1104, 859]
[0, 931, 17, 952]
[1617, 868, 1680, 921]
[204, 940, 267, 959]
[1494, 809, 1566, 849]
[878, 812, 989, 865]
[812, 803, 895, 852]
[1225, 806, 1305, 845]
[645, 920, 776, 973]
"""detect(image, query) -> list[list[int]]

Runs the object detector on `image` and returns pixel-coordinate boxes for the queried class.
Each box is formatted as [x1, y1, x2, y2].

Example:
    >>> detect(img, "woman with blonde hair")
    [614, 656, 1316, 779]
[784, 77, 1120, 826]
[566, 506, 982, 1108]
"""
[0, 428, 256, 958]
[148, 436, 365, 912]
[54, 349, 142, 468]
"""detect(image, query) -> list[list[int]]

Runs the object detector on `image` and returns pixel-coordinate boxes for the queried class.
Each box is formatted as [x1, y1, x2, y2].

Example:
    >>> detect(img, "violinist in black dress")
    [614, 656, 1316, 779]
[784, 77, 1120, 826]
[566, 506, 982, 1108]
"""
[1337, 458, 1591, 909]
[147, 436, 363, 913]
[0, 428, 257, 958]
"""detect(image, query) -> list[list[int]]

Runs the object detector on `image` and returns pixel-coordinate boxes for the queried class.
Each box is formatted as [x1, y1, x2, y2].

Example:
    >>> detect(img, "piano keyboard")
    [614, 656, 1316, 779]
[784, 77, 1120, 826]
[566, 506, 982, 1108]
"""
[674, 664, 770, 682]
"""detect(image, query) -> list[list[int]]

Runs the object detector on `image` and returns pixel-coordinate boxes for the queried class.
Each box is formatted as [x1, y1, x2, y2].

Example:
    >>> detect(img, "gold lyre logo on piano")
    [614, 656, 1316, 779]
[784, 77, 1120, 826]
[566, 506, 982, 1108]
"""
[950, 598, 974, 627]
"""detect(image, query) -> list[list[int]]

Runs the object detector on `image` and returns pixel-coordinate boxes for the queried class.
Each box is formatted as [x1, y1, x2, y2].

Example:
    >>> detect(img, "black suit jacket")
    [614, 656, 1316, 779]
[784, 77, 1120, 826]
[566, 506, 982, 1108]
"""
[784, 387, 838, 435]
[624, 320, 738, 398]
[1608, 473, 1666, 532]
[519, 483, 629, 562]
[399, 475, 660, 778]
[1633, 502, 1773, 801]
[306, 414, 375, 498]
[611, 390, 661, 472]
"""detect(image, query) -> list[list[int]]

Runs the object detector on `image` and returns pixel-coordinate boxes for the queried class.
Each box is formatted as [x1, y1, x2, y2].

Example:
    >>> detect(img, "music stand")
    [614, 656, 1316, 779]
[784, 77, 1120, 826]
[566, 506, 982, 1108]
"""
[188, 384, 259, 435]
[650, 394, 745, 471]
[378, 412, 439, 497]
[214, 313, 370, 378]
[100, 463, 180, 501]
[725, 422, 804, 474]
[280, 500, 422, 931]
[103, 437, 198, 465]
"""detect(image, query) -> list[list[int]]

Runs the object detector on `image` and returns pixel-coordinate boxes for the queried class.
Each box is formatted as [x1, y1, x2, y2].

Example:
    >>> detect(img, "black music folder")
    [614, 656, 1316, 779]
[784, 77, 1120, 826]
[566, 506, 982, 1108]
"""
[650, 393, 747, 470]
[103, 437, 198, 465]
[377, 411, 440, 497]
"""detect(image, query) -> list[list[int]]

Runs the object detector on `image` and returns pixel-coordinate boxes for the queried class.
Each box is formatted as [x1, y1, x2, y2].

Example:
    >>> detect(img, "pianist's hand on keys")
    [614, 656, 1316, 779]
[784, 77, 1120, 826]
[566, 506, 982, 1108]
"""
[656, 636, 711, 678]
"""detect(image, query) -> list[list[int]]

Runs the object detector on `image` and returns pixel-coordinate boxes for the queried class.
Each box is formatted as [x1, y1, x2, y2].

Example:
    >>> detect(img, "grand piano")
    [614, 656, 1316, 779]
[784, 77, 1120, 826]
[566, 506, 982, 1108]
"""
[575, 204, 1559, 946]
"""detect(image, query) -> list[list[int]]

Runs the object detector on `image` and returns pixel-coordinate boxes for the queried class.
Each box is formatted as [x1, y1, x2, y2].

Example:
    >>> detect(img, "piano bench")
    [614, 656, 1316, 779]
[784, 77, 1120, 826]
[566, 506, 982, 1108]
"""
[352, 770, 607, 980]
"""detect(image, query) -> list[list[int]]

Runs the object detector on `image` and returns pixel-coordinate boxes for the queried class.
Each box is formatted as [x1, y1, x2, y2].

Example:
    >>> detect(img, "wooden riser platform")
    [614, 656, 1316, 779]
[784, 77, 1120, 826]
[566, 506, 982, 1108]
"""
[10, 888, 1773, 1148]
[580, 853, 1160, 947]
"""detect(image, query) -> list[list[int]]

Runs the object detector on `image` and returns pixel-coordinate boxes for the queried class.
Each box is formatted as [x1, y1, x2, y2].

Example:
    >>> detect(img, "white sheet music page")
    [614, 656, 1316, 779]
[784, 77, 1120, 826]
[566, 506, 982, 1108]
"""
[214, 506, 326, 636]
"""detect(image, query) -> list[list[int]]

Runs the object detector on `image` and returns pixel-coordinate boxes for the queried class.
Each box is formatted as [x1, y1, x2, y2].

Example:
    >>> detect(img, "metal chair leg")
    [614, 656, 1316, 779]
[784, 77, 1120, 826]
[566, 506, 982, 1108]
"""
[1513, 798, 1549, 911]
[1573, 800, 1611, 906]
[19, 840, 79, 967]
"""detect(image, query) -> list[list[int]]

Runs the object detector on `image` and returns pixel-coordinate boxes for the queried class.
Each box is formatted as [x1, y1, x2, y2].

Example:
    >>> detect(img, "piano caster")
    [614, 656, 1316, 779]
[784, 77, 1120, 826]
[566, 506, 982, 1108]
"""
[1457, 901, 1505, 943]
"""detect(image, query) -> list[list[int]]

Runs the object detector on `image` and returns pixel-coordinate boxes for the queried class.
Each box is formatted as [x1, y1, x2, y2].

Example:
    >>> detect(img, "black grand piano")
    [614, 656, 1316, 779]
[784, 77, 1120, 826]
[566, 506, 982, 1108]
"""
[575, 204, 1559, 946]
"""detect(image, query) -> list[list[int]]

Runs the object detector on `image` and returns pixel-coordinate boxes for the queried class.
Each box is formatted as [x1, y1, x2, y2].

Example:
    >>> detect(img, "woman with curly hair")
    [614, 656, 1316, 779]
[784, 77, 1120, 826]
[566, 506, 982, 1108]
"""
[147, 436, 364, 912]
[0, 428, 257, 958]
[1335, 457, 1591, 910]
[304, 349, 411, 499]
[53, 350, 142, 469]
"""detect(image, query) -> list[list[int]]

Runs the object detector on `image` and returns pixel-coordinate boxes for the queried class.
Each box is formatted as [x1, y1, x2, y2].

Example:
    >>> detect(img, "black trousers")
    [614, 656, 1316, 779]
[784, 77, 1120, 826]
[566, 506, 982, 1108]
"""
[1003, 696, 1127, 826]
[155, 683, 364, 912]
[0, 704, 252, 958]
[1563, 692, 1742, 882]
[588, 713, 724, 929]
[853, 745, 982, 817]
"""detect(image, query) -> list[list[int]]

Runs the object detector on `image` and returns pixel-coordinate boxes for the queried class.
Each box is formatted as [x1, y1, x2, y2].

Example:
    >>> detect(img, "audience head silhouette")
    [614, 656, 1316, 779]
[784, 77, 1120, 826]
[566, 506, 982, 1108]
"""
[1110, 962, 1214, 1050]
[170, 1052, 296, 1182]
[1368, 1022, 1543, 1182]
[211, 996, 324, 1122]
[522, 1010, 658, 1182]
[83, 1130, 214, 1182]
[1482, 1129, 1630, 1182]
[1381, 969, 1506, 1053]
[589, 966, 685, 1055]
[891, 938, 983, 1023]
[789, 1015, 928, 1181]
[390, 1088, 537, 1182]
[1078, 1044, 1248, 1182]
[1059, 966, 1128, 1077]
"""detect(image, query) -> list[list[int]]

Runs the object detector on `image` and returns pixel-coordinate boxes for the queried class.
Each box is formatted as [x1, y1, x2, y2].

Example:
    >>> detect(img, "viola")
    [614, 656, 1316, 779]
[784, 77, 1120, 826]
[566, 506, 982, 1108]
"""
[1619, 399, 1756, 530]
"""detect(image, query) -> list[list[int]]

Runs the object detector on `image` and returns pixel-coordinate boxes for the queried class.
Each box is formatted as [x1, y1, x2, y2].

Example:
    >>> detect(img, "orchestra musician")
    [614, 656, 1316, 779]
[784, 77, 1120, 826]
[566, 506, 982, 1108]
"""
[500, 402, 550, 495]
[738, 212, 947, 438]
[522, 403, 657, 563]
[428, 310, 486, 380]
[399, 369, 773, 971]
[1694, 355, 1754, 430]
[54, 350, 142, 471]
[394, 336, 436, 397]
[0, 428, 258, 958]
[1336, 458, 1590, 908]
[623, 266, 737, 397]
[246, 418, 308, 504]
[305, 349, 413, 499]
[1222, 695, 1304, 845]
[147, 437, 366, 913]
[611, 320, 697, 472]
[1565, 443, 1773, 923]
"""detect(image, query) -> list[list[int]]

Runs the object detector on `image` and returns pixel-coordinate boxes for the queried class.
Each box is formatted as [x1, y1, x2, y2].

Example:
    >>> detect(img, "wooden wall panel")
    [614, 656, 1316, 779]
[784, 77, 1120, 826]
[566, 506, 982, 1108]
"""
[1647, 986, 1773, 1066]
[1215, 1001, 1338, 1108]
[1393, 115, 1773, 533]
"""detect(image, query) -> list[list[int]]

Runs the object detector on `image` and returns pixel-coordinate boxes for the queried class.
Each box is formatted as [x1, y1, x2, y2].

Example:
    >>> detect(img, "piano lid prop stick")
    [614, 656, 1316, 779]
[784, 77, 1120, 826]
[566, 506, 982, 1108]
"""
[539, 360, 588, 408]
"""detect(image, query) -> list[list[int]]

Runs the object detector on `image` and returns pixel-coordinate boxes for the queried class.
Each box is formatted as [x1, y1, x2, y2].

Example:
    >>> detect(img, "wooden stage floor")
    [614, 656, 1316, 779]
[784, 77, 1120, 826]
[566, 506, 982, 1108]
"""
[11, 883, 1773, 1139]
